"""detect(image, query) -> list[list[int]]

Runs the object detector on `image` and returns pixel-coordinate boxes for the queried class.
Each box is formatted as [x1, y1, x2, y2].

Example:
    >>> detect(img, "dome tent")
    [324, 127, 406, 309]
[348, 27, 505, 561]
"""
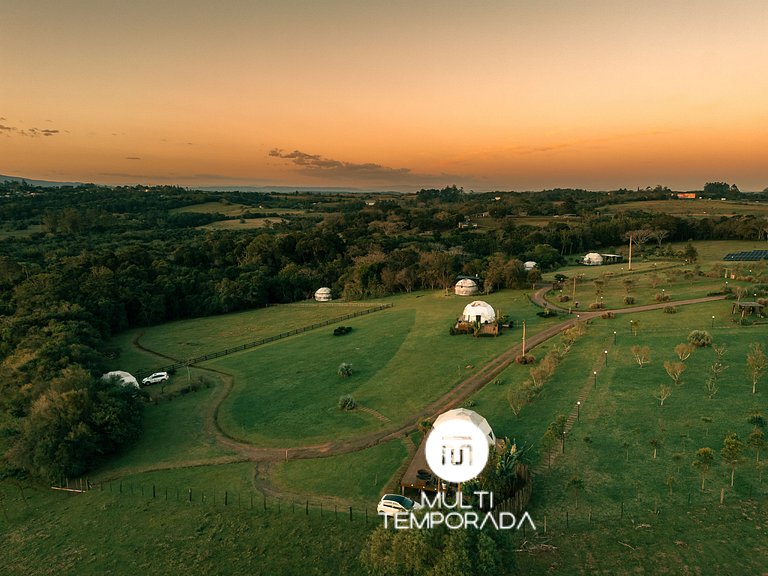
[461, 300, 496, 324]
[583, 252, 603, 266]
[454, 277, 480, 296]
[432, 408, 496, 447]
[314, 287, 332, 302]
[102, 370, 139, 389]
[524, 261, 537, 271]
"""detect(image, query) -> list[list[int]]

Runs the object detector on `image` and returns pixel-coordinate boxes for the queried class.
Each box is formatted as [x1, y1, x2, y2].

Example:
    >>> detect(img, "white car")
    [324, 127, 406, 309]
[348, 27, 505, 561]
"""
[142, 372, 170, 386]
[376, 494, 422, 517]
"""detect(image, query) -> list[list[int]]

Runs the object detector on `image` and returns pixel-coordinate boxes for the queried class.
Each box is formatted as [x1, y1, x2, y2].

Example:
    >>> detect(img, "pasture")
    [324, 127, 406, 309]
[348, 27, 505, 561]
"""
[3, 239, 767, 575]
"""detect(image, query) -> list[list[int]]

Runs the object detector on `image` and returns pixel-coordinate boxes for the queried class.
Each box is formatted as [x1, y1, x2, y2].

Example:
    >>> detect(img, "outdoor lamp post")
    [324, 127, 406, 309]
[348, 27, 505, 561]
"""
[613, 330, 617, 343]
[576, 401, 581, 421]
[593, 370, 597, 388]
[711, 315, 715, 328]
[604, 349, 609, 366]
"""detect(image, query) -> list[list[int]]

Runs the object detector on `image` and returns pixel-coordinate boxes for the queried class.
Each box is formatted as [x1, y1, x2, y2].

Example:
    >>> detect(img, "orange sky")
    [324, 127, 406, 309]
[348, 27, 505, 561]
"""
[2, 0, 768, 191]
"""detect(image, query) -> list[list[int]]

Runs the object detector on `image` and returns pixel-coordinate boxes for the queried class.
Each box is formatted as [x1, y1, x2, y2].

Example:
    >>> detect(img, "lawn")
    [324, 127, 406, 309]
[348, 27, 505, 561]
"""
[204, 290, 563, 446]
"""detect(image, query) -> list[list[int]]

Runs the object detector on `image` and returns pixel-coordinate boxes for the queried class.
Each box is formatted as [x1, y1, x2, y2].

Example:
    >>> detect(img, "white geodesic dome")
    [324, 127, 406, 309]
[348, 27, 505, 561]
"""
[102, 370, 139, 389]
[433, 408, 496, 447]
[461, 300, 496, 323]
[314, 287, 332, 301]
[454, 278, 480, 296]
[583, 252, 603, 265]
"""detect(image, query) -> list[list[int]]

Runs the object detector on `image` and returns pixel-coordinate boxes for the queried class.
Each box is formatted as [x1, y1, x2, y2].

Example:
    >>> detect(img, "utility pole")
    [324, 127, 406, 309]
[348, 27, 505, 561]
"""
[522, 321, 527, 356]
[628, 234, 633, 271]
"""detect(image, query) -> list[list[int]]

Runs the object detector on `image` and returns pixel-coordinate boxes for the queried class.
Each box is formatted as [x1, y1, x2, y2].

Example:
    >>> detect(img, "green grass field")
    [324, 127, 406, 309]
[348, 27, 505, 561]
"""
[4, 240, 768, 575]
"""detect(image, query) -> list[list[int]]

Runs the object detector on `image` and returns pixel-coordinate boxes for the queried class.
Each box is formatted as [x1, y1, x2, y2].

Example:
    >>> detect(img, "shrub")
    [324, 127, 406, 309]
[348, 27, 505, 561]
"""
[536, 308, 556, 318]
[333, 326, 353, 336]
[601, 311, 615, 319]
[338, 394, 356, 410]
[654, 293, 671, 302]
[688, 330, 712, 348]
[588, 302, 605, 310]
[462, 398, 477, 408]
[515, 354, 536, 365]
[623, 296, 635, 305]
[557, 294, 571, 302]
[663, 306, 677, 314]
[338, 362, 353, 377]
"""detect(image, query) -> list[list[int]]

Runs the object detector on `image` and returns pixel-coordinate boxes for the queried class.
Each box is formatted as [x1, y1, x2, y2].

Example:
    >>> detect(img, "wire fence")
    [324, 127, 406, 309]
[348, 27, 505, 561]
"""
[137, 303, 393, 379]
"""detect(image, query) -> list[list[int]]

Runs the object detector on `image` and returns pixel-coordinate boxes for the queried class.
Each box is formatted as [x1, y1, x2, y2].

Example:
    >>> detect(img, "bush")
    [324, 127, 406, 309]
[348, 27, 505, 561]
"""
[623, 296, 635, 305]
[515, 354, 536, 365]
[688, 330, 712, 348]
[536, 308, 556, 318]
[338, 362, 353, 377]
[557, 294, 571, 302]
[654, 293, 671, 302]
[588, 302, 605, 310]
[333, 326, 353, 336]
[338, 394, 356, 410]
[663, 306, 677, 314]
[601, 311, 615, 319]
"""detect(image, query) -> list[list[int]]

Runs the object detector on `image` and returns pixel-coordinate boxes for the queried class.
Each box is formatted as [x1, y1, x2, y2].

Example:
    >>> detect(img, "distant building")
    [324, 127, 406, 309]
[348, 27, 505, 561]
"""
[314, 287, 332, 302]
[677, 193, 697, 199]
[582, 253, 623, 265]
[583, 252, 603, 266]
[454, 277, 481, 296]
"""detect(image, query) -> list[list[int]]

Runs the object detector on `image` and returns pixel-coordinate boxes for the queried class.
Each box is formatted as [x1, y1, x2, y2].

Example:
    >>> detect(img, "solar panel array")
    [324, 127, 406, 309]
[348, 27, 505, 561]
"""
[723, 250, 768, 261]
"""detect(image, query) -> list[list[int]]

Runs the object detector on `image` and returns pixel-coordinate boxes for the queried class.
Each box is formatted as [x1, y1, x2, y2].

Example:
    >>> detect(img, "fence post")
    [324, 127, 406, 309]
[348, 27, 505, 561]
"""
[263, 494, 267, 511]
[188, 489, 192, 502]
[349, 506, 353, 521]
[152, 484, 156, 499]
[225, 491, 228, 506]
[566, 510, 569, 528]
[306, 500, 309, 515]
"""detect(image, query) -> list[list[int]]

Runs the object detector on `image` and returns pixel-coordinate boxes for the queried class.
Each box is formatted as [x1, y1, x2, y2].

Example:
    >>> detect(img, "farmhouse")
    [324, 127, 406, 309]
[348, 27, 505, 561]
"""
[454, 276, 481, 296]
[314, 287, 332, 302]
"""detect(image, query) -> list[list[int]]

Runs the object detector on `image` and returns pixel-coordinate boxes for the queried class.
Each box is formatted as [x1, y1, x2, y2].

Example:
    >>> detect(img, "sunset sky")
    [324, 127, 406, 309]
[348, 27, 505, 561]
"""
[2, 1, 768, 191]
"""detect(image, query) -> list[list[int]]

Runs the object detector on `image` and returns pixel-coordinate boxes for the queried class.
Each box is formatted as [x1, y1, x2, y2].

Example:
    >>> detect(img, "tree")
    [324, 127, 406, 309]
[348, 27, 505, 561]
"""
[567, 476, 585, 508]
[541, 428, 558, 468]
[688, 330, 712, 348]
[506, 386, 526, 417]
[748, 428, 765, 464]
[631, 345, 651, 367]
[664, 361, 686, 385]
[720, 432, 743, 487]
[674, 343, 694, 361]
[747, 342, 768, 394]
[693, 447, 715, 491]
[683, 242, 698, 263]
[654, 384, 672, 407]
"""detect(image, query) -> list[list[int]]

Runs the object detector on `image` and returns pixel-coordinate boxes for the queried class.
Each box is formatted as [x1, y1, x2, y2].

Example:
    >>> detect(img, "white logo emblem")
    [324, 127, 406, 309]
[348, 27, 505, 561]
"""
[425, 410, 492, 484]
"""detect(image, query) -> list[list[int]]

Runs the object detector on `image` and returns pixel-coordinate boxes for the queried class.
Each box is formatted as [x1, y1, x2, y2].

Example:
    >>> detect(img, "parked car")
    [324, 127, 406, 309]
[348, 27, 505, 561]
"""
[142, 372, 170, 386]
[376, 494, 422, 517]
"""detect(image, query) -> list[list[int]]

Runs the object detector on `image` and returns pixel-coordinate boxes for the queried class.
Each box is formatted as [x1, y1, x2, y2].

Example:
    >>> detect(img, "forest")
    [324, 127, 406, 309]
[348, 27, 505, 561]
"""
[0, 180, 766, 481]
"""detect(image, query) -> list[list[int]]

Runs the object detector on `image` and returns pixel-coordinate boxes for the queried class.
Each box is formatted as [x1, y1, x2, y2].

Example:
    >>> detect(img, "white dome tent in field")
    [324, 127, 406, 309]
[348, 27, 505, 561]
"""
[524, 261, 537, 271]
[432, 408, 496, 447]
[101, 371, 139, 389]
[583, 252, 603, 265]
[461, 300, 496, 324]
[454, 277, 480, 296]
[314, 287, 332, 302]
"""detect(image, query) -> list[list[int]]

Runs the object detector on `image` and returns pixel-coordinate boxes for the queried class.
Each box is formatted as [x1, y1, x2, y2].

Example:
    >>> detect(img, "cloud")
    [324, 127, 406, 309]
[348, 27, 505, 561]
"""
[125, 157, 141, 160]
[0, 122, 62, 138]
[268, 148, 428, 182]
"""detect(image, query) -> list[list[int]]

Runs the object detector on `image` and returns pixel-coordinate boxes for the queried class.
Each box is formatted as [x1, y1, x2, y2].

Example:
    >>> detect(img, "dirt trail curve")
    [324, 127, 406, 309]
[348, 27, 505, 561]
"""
[206, 292, 727, 463]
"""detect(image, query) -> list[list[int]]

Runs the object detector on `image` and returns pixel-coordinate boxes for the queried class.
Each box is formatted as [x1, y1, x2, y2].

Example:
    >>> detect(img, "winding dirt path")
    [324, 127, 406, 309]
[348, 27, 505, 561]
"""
[121, 293, 727, 500]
